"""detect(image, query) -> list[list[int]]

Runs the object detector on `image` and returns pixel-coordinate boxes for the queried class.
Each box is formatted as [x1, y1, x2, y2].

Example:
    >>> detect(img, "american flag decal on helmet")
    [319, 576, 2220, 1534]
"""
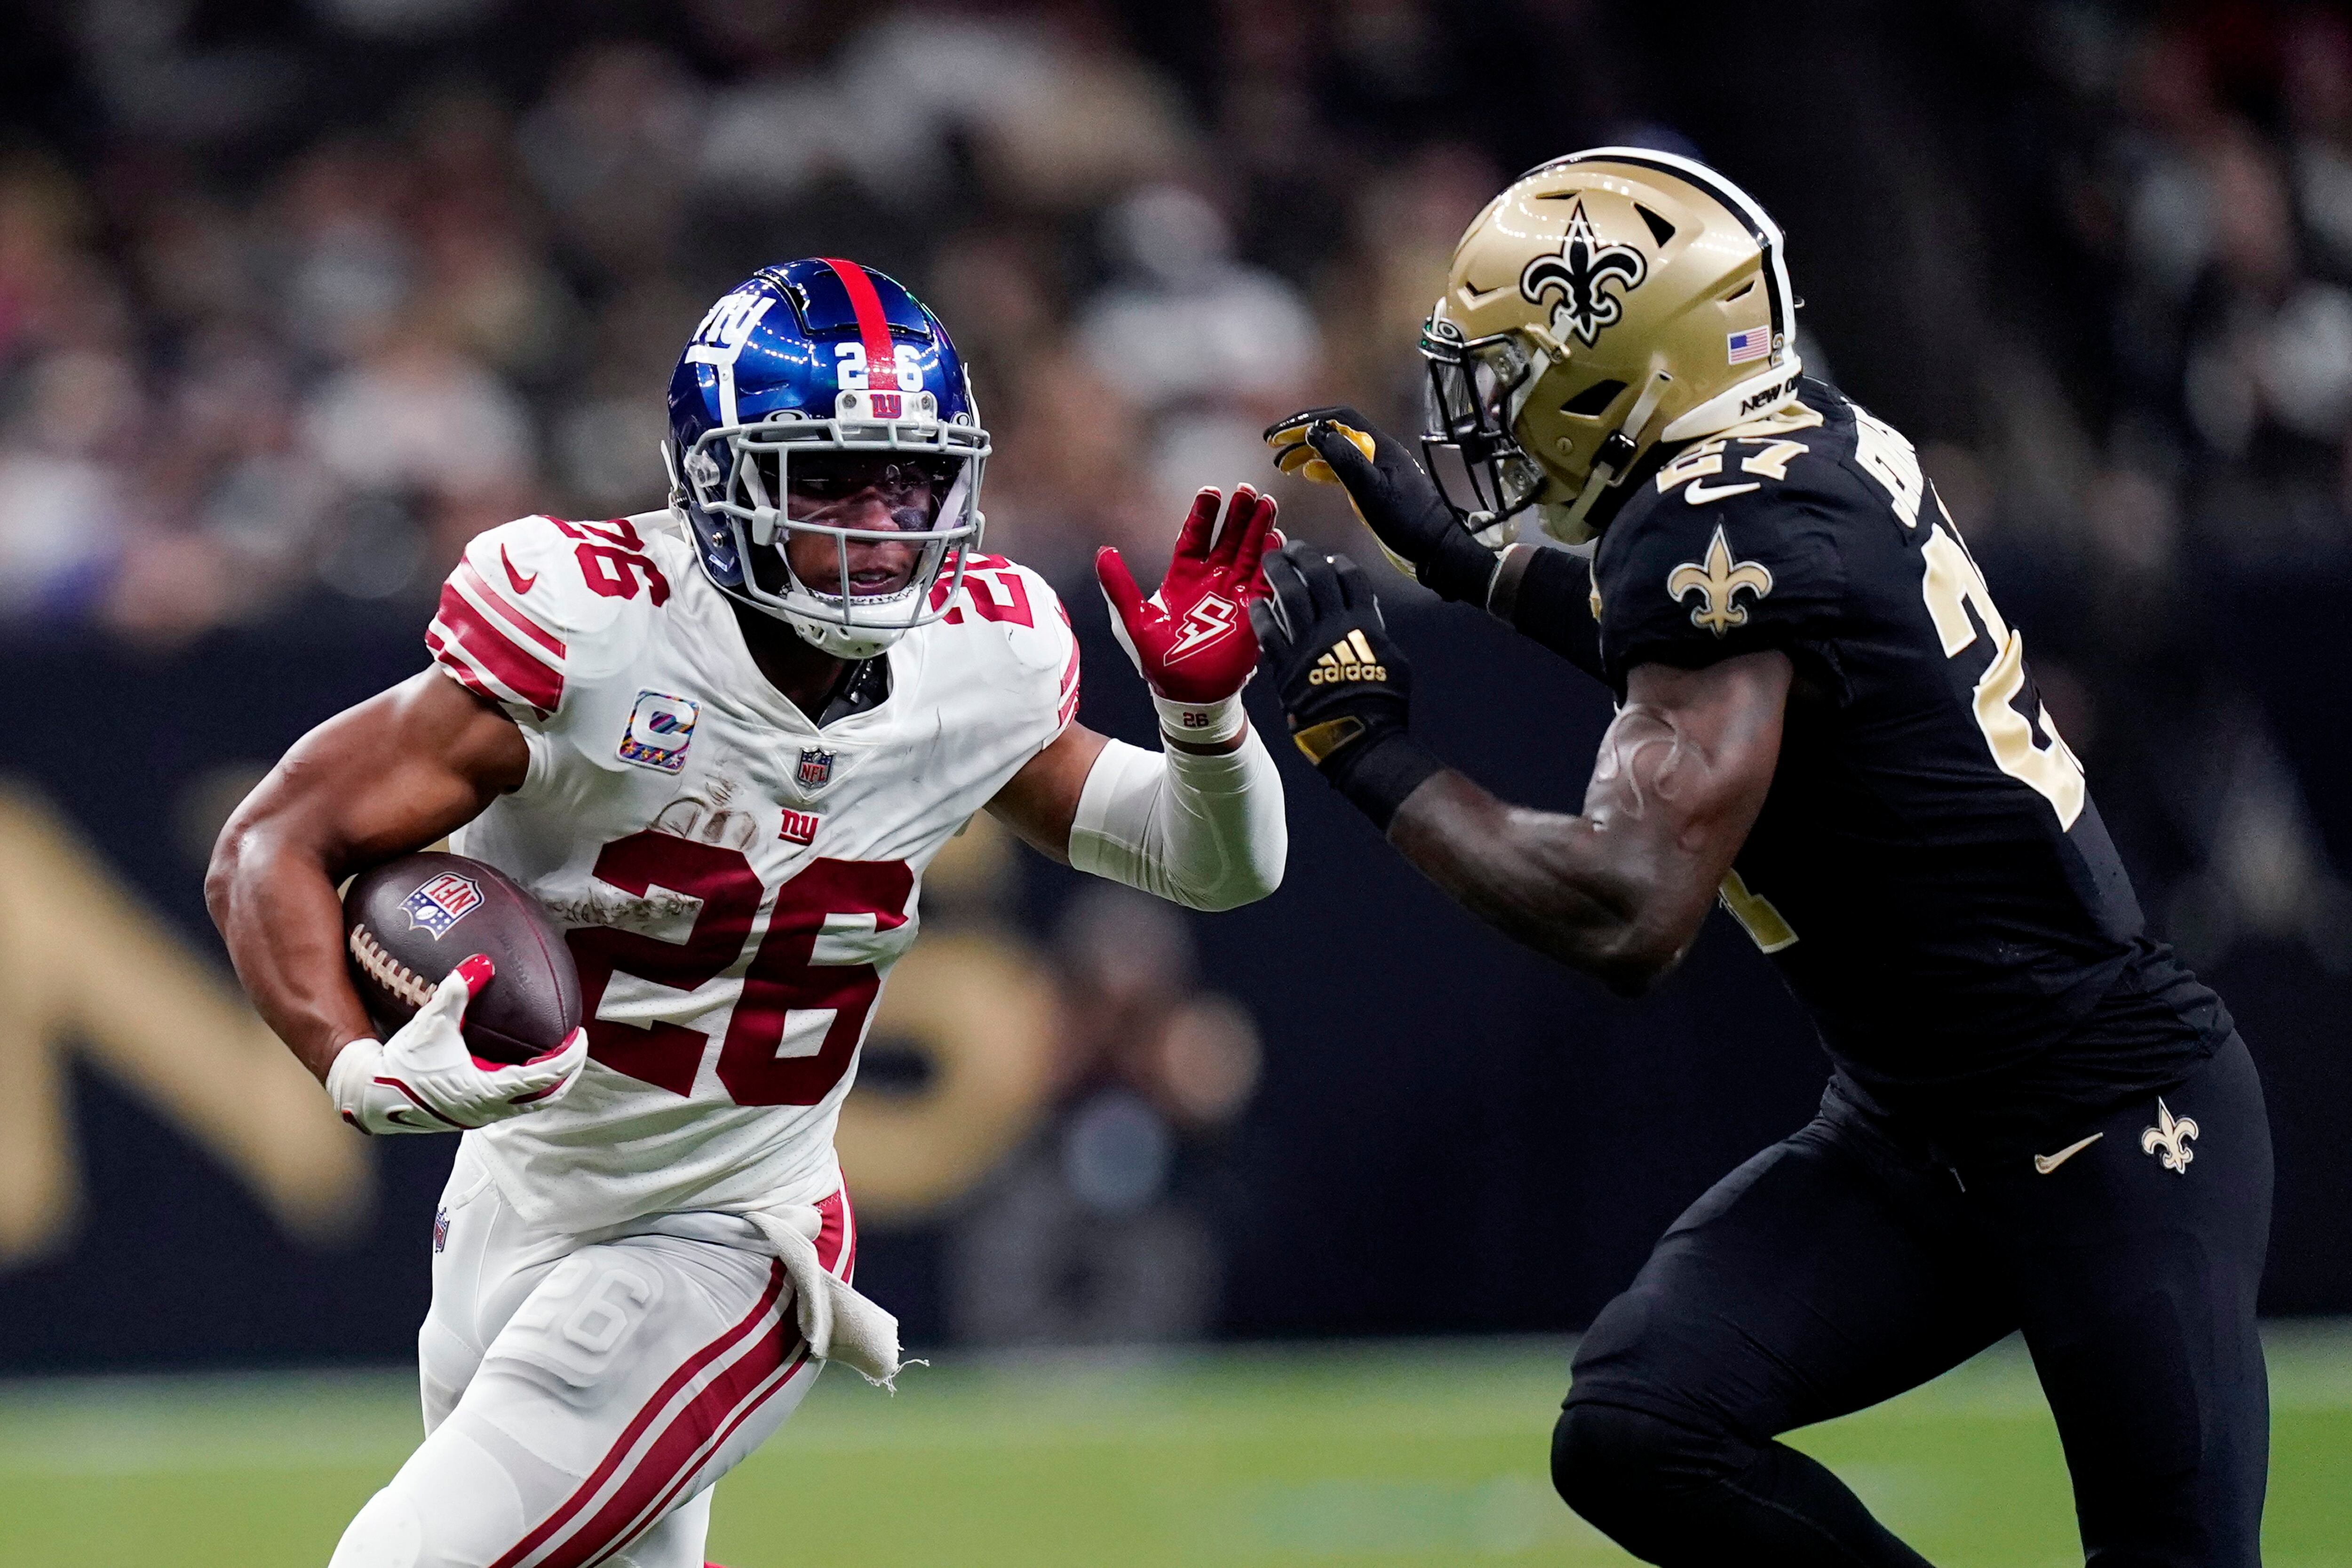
[1726, 326, 1772, 365]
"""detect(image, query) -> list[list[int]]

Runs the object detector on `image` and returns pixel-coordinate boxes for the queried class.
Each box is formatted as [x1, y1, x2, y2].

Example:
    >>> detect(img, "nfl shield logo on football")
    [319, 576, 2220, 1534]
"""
[618, 690, 700, 773]
[797, 747, 835, 790]
[403, 873, 483, 938]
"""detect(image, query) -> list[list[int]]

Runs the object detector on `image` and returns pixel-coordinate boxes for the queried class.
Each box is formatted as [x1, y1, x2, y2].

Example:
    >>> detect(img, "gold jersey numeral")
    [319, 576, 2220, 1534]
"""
[1919, 519, 2085, 829]
[1719, 867, 1798, 953]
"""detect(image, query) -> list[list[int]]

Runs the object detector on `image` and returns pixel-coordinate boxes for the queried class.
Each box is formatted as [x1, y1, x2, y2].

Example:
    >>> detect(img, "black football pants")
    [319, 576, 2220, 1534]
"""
[1555, 1034, 2272, 1567]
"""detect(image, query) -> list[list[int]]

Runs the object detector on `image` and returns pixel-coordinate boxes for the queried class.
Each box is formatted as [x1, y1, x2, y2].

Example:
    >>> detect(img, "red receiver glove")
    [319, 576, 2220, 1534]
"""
[1096, 485, 1280, 743]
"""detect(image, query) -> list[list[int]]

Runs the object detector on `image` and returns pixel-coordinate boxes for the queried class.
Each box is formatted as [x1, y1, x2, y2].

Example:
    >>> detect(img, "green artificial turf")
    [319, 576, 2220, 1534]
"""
[1, 1325, 2344, 1566]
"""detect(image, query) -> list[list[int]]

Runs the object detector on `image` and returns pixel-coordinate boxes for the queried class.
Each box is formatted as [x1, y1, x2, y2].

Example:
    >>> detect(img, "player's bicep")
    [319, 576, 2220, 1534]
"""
[1585, 652, 1789, 898]
[238, 670, 530, 875]
[984, 722, 1112, 865]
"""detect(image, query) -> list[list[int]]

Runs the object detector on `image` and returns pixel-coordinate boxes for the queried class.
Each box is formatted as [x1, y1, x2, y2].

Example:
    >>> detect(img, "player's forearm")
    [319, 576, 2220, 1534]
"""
[206, 681, 523, 1082]
[1386, 770, 1693, 994]
[207, 819, 378, 1082]
[1488, 544, 1606, 683]
[1069, 726, 1287, 910]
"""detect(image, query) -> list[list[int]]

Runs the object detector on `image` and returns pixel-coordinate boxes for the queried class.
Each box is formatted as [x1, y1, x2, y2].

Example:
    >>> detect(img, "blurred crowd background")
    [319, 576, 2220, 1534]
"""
[8, 0, 2352, 1367]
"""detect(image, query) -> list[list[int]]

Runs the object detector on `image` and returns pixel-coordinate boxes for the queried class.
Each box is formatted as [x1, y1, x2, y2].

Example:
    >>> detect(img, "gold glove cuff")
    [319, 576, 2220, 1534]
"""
[1290, 715, 1366, 765]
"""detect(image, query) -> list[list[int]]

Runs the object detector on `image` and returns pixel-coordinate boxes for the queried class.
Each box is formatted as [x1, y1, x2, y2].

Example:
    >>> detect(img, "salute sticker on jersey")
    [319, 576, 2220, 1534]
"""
[402, 873, 483, 938]
[618, 690, 700, 773]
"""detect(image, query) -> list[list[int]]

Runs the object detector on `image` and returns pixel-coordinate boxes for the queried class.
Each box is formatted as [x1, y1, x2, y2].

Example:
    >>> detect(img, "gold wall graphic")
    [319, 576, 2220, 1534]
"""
[835, 812, 1059, 1223]
[837, 930, 1059, 1222]
[0, 780, 375, 1266]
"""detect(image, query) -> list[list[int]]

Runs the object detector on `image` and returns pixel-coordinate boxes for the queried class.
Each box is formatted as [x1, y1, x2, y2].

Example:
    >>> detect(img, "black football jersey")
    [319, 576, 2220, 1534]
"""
[1589, 378, 2231, 1147]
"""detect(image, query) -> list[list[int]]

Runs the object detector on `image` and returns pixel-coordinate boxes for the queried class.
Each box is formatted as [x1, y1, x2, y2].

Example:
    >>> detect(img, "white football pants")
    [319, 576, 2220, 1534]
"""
[327, 1145, 854, 1568]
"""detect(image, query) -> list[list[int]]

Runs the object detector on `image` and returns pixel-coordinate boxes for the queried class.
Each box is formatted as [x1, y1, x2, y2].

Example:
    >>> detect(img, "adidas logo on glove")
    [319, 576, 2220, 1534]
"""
[1309, 631, 1388, 685]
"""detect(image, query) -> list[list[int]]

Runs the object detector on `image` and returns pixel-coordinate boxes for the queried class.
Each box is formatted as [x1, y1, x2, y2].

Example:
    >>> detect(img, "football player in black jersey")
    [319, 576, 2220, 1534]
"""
[1257, 149, 2269, 1568]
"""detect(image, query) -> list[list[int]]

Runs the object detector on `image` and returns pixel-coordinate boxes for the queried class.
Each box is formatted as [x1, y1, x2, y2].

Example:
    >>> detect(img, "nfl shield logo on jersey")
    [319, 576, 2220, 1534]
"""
[432, 1207, 450, 1253]
[403, 873, 482, 938]
[619, 691, 700, 773]
[797, 748, 835, 789]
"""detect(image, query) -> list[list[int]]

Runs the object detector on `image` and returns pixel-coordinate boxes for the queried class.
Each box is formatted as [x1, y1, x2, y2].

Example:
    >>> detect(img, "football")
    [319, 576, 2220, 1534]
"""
[342, 851, 583, 1066]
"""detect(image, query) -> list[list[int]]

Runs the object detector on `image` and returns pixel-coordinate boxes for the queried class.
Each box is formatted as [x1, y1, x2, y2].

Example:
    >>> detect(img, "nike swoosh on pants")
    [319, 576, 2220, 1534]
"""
[2033, 1132, 2104, 1174]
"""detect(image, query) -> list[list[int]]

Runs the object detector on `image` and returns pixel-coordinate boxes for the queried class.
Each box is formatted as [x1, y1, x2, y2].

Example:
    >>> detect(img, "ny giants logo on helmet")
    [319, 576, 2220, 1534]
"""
[402, 874, 483, 939]
[1518, 199, 1648, 347]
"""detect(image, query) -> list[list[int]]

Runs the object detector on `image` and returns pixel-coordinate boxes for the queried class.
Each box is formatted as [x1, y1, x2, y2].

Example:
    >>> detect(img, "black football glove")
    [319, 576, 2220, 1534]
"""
[1264, 405, 1501, 605]
[1252, 542, 1444, 830]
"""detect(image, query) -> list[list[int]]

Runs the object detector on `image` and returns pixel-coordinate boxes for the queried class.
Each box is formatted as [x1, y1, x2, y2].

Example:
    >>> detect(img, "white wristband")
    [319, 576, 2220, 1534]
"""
[325, 1036, 386, 1125]
[1151, 691, 1247, 746]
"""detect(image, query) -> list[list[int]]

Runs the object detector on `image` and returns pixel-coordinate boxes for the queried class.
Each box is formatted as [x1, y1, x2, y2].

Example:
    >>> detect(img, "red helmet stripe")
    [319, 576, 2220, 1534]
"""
[820, 258, 898, 386]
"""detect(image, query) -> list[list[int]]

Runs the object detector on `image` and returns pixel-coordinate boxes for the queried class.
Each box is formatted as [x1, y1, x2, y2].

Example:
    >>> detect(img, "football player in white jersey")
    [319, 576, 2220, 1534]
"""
[208, 258, 1287, 1568]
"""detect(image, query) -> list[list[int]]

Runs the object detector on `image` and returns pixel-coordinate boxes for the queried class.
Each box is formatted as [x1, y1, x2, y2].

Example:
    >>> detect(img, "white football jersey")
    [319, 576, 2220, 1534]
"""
[424, 511, 1080, 1234]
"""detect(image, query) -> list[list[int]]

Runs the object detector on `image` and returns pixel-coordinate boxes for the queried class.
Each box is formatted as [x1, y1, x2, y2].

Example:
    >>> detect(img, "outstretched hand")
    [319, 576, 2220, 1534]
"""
[1097, 485, 1280, 720]
[1251, 541, 1415, 773]
[1264, 405, 1503, 605]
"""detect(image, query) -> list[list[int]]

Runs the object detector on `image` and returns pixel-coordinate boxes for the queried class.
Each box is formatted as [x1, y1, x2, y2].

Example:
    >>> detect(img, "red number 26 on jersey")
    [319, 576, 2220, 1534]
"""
[564, 832, 914, 1106]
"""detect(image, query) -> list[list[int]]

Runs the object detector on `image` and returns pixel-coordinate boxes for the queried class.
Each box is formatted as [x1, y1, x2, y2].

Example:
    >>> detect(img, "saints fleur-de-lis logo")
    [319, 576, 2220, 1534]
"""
[2140, 1098, 2199, 1175]
[1667, 524, 1773, 636]
[1519, 199, 1648, 347]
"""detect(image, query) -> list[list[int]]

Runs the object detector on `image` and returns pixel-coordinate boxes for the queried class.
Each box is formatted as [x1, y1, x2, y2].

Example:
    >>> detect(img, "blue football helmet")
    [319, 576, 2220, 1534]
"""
[665, 258, 989, 658]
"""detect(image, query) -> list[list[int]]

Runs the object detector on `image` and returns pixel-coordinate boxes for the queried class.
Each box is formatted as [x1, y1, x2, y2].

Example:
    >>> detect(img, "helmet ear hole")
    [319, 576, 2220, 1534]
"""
[1561, 379, 1628, 418]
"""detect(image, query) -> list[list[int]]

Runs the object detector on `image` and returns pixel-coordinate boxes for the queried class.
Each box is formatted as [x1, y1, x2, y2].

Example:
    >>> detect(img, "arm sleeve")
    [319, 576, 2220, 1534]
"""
[1066, 729, 1287, 912]
[1491, 543, 1606, 683]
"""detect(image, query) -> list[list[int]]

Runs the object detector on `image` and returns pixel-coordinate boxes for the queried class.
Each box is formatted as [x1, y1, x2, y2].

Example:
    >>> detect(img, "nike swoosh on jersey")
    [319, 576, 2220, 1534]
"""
[2032, 1132, 2104, 1174]
[501, 546, 539, 595]
[1684, 479, 1764, 506]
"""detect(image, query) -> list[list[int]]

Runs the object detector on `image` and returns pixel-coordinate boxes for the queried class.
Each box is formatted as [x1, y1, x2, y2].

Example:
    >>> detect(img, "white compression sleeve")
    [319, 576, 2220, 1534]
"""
[1067, 728, 1287, 912]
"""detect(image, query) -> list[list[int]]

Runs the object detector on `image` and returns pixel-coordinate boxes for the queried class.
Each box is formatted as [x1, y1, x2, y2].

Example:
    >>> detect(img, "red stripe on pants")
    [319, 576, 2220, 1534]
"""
[486, 1264, 785, 1568]
[586, 1191, 855, 1562]
[544, 1329, 802, 1568]
[571, 1346, 814, 1568]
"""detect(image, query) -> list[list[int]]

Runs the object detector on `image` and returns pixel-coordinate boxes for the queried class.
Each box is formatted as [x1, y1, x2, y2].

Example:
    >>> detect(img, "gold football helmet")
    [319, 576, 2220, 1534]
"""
[1421, 147, 1801, 543]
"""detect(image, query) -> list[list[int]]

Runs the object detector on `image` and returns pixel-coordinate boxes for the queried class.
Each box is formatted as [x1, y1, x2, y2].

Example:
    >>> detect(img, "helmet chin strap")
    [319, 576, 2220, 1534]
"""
[659, 438, 685, 510]
[1557, 367, 1673, 537]
[696, 541, 906, 658]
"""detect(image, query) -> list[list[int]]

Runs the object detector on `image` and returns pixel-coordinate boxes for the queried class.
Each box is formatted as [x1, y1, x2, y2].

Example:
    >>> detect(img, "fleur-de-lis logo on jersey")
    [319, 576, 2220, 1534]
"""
[2140, 1098, 2199, 1175]
[1668, 524, 1774, 636]
[1519, 199, 1648, 347]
